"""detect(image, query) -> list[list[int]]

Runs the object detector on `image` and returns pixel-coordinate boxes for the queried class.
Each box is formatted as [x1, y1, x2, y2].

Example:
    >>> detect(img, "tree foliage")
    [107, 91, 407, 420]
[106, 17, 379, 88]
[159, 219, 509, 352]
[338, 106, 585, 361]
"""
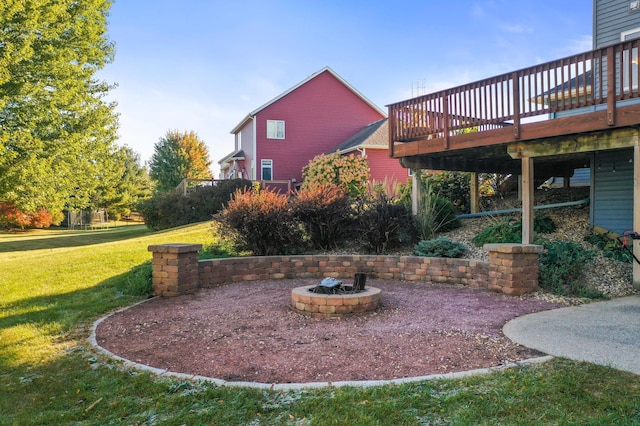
[149, 130, 213, 193]
[0, 0, 118, 219]
[301, 151, 370, 199]
[92, 146, 153, 220]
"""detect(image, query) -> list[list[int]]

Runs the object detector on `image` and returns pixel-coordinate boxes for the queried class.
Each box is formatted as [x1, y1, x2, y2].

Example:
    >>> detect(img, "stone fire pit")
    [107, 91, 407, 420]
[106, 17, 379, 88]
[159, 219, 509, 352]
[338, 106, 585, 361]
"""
[291, 284, 381, 319]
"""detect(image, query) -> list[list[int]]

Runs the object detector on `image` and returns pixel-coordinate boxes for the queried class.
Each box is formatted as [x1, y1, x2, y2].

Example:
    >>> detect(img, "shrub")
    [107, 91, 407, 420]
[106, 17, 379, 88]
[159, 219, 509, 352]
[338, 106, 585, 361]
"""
[472, 218, 521, 246]
[415, 193, 460, 240]
[117, 260, 153, 297]
[584, 231, 633, 263]
[358, 192, 414, 254]
[471, 215, 556, 247]
[219, 188, 304, 256]
[291, 183, 355, 249]
[414, 237, 467, 258]
[426, 171, 471, 213]
[138, 179, 252, 230]
[398, 171, 471, 215]
[0, 202, 58, 229]
[301, 151, 370, 199]
[538, 240, 603, 298]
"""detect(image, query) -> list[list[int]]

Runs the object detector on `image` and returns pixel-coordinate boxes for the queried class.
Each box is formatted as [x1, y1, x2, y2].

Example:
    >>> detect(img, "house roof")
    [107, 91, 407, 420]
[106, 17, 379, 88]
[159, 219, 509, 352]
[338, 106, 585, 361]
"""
[218, 149, 245, 165]
[230, 66, 386, 134]
[532, 69, 593, 105]
[329, 118, 388, 154]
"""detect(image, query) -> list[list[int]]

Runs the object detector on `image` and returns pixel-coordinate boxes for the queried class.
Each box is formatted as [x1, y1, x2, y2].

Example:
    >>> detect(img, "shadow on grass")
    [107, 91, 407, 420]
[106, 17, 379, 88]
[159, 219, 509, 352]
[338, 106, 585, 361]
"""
[0, 226, 152, 253]
[0, 261, 153, 370]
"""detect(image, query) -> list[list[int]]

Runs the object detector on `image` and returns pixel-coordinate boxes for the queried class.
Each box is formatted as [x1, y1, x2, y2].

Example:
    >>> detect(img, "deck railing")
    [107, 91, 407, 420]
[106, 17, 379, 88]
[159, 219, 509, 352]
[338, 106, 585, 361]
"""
[388, 38, 640, 153]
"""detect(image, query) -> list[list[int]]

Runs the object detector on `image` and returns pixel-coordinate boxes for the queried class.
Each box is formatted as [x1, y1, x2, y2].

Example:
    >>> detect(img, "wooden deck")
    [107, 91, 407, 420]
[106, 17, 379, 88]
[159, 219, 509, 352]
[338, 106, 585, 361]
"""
[388, 39, 640, 175]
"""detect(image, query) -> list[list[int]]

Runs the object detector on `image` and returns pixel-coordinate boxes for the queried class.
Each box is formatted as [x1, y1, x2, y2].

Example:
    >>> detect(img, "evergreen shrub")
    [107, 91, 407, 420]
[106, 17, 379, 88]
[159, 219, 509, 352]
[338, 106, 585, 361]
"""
[414, 237, 468, 258]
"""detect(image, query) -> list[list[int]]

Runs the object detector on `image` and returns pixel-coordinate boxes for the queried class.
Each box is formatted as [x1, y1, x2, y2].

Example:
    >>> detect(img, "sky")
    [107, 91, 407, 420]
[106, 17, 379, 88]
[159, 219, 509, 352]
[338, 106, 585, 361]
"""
[99, 0, 593, 177]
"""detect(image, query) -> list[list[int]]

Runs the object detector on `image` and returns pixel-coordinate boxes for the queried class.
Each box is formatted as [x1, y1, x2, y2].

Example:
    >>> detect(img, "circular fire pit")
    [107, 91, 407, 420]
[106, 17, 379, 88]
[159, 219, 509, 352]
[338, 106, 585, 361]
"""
[291, 285, 381, 319]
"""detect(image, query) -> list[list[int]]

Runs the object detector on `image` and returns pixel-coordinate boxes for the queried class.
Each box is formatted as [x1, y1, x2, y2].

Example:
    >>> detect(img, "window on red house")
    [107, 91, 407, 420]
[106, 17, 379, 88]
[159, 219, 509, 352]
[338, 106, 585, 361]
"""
[266, 120, 285, 139]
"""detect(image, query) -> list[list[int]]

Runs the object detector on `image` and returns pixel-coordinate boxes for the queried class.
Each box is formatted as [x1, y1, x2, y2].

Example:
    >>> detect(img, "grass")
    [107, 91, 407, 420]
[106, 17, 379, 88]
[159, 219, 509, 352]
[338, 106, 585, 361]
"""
[1, 223, 640, 425]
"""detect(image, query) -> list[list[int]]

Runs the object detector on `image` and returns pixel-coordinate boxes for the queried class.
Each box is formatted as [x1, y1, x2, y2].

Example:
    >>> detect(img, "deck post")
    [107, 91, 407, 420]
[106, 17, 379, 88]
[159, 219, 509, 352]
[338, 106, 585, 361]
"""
[512, 72, 520, 140]
[470, 172, 479, 214]
[634, 138, 640, 289]
[521, 157, 534, 244]
[607, 46, 616, 126]
[412, 169, 421, 215]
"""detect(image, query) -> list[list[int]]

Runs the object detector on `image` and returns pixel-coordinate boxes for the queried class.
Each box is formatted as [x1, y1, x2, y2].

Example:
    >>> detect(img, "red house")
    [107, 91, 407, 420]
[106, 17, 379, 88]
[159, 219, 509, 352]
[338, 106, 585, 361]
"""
[218, 67, 408, 188]
[329, 118, 409, 183]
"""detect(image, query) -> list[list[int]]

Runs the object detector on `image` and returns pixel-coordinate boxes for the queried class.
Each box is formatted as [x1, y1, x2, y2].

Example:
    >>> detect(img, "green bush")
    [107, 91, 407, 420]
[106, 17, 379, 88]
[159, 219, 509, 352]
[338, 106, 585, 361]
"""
[538, 240, 603, 298]
[117, 260, 153, 297]
[426, 171, 471, 213]
[218, 188, 304, 256]
[138, 179, 252, 230]
[472, 215, 556, 247]
[397, 171, 471, 214]
[415, 194, 461, 240]
[358, 193, 414, 254]
[584, 231, 633, 263]
[472, 218, 521, 246]
[291, 184, 356, 250]
[414, 237, 467, 258]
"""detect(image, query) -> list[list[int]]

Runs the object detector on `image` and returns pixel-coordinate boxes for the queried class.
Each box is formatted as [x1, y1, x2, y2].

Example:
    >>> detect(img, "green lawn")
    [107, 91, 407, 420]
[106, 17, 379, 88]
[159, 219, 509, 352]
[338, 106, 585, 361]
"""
[1, 223, 639, 425]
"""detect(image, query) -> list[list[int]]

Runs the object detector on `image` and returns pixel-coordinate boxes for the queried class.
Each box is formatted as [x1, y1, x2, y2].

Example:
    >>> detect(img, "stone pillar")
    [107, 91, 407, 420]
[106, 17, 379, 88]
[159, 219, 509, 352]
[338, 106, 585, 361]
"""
[484, 243, 543, 295]
[148, 244, 202, 297]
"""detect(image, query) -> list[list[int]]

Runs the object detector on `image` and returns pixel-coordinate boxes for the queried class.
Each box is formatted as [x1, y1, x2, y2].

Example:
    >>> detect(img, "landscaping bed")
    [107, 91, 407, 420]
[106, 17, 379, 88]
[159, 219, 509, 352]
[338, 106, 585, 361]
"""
[95, 279, 558, 384]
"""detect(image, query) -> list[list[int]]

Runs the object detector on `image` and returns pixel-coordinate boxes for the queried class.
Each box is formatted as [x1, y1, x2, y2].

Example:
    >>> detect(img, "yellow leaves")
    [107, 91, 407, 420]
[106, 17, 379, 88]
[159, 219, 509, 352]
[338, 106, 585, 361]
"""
[301, 152, 369, 198]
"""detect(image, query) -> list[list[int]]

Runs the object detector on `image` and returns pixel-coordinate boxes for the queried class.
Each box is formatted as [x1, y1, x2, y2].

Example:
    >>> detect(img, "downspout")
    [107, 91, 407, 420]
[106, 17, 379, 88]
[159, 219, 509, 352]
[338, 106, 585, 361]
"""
[252, 116, 257, 180]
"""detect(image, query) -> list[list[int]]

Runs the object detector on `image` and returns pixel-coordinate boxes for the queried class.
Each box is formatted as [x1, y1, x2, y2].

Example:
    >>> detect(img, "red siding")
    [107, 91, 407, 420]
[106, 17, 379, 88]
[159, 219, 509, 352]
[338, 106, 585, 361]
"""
[255, 70, 385, 182]
[364, 149, 410, 184]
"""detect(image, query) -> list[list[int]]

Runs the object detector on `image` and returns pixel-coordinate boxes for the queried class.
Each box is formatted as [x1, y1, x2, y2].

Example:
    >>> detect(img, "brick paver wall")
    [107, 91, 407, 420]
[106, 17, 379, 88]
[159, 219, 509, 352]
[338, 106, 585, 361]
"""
[197, 255, 489, 289]
[148, 244, 542, 297]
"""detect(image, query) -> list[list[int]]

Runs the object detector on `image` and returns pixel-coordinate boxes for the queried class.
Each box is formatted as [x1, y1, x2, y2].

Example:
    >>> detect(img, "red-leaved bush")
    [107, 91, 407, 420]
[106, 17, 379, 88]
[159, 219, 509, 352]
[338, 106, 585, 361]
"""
[218, 189, 304, 255]
[291, 183, 355, 249]
[0, 202, 56, 229]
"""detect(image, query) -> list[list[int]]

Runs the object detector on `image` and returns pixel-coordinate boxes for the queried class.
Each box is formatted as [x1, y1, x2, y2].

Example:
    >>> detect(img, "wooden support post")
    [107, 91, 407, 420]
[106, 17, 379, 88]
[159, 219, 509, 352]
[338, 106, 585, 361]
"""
[606, 46, 616, 126]
[470, 172, 479, 214]
[521, 157, 534, 244]
[512, 72, 521, 140]
[443, 94, 450, 149]
[634, 138, 640, 289]
[412, 169, 421, 216]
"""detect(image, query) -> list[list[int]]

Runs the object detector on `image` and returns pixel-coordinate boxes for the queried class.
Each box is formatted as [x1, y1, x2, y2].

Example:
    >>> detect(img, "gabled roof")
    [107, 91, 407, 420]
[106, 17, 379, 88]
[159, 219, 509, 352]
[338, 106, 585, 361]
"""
[330, 118, 388, 154]
[218, 149, 245, 165]
[230, 66, 386, 134]
[532, 69, 593, 105]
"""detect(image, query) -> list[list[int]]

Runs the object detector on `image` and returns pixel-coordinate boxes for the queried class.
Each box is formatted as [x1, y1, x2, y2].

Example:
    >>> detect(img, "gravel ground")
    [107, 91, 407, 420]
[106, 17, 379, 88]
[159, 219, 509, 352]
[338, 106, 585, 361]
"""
[440, 188, 638, 304]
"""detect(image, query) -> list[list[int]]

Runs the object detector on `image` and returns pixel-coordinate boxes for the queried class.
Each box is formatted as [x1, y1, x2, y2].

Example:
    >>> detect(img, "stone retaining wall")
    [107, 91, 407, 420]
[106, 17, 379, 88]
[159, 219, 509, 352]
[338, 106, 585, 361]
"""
[148, 243, 542, 297]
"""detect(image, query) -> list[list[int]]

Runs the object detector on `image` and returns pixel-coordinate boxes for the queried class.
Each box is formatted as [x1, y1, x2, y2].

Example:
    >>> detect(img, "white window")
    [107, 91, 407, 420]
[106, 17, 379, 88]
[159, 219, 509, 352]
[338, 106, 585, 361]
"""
[621, 28, 639, 92]
[266, 120, 285, 139]
[261, 159, 273, 180]
[621, 27, 640, 41]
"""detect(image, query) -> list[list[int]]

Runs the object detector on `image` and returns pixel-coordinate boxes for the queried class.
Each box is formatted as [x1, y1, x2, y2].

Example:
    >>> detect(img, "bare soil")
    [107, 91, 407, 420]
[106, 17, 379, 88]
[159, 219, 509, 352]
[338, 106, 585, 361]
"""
[95, 279, 559, 384]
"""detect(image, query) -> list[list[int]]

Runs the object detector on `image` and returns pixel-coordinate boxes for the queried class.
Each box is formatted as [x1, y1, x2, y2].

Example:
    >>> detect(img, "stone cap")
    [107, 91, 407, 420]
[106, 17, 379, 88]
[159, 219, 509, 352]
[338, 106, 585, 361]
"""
[483, 243, 544, 254]
[148, 244, 203, 254]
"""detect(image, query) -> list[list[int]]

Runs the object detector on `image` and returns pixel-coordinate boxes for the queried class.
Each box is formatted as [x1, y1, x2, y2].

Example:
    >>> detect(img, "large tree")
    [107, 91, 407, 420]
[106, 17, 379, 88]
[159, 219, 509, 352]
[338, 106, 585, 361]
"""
[0, 0, 118, 220]
[149, 130, 213, 193]
[92, 146, 153, 220]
